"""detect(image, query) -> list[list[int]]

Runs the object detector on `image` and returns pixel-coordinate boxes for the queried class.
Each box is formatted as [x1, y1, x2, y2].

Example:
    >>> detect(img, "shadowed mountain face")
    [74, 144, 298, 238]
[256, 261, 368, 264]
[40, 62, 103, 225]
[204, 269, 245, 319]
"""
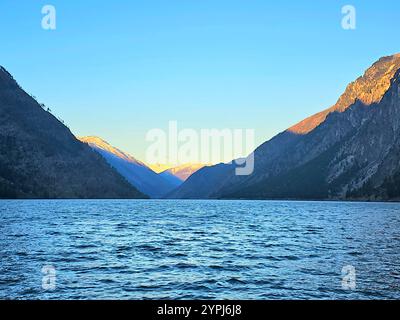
[79, 136, 180, 198]
[168, 54, 400, 200]
[0, 67, 146, 199]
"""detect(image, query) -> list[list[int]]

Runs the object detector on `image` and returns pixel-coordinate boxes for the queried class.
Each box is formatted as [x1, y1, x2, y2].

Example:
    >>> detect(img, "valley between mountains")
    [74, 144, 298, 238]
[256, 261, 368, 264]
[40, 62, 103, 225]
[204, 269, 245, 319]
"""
[1, 54, 400, 200]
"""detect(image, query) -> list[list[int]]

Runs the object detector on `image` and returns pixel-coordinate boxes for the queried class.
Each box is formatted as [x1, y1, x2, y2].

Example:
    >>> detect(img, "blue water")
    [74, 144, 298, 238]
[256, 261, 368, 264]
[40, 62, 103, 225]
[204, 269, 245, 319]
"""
[0, 200, 400, 300]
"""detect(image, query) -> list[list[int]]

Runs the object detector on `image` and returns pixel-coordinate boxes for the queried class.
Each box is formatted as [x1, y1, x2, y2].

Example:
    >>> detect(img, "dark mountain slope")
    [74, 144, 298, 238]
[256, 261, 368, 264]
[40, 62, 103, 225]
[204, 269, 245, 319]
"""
[164, 163, 235, 199]
[0, 66, 146, 199]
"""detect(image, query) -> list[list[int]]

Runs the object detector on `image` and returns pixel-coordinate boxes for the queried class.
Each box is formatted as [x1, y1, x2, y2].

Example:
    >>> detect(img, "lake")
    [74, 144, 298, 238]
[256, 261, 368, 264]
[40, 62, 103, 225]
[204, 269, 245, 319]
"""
[0, 200, 399, 299]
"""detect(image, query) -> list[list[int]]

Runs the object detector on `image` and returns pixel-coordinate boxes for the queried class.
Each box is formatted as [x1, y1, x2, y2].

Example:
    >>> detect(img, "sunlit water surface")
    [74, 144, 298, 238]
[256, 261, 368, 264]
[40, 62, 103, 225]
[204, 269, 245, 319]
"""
[1, 200, 400, 299]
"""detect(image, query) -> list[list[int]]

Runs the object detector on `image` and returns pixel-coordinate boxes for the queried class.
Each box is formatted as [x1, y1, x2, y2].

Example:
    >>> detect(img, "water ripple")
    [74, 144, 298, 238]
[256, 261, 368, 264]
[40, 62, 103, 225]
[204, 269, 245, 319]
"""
[0, 199, 400, 299]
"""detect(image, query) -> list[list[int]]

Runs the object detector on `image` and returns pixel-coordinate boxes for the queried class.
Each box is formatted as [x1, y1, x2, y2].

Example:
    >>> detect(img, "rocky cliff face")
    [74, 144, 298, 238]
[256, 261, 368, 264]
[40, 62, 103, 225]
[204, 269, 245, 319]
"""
[289, 54, 400, 134]
[168, 54, 400, 200]
[0, 67, 146, 199]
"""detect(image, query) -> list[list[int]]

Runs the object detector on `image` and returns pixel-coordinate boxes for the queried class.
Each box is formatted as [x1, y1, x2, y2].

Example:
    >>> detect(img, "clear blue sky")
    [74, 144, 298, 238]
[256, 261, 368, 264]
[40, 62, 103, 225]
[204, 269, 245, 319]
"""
[0, 0, 399, 161]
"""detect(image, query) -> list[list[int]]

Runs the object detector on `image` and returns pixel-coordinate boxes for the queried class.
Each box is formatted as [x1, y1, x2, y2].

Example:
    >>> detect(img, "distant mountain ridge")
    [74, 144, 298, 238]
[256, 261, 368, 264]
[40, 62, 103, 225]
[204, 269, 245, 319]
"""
[160, 163, 206, 181]
[80, 136, 146, 166]
[79, 136, 181, 198]
[0, 67, 145, 199]
[148, 163, 205, 181]
[168, 53, 400, 200]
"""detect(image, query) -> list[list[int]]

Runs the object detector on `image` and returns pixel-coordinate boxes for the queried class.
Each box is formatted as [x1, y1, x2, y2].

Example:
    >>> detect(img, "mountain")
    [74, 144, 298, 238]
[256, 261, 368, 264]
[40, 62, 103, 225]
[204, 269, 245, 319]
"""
[79, 136, 179, 198]
[0, 66, 146, 199]
[148, 163, 205, 180]
[168, 54, 400, 201]
[157, 170, 183, 188]
[147, 163, 172, 174]
[160, 163, 206, 181]
[166, 162, 236, 199]
[147, 162, 205, 188]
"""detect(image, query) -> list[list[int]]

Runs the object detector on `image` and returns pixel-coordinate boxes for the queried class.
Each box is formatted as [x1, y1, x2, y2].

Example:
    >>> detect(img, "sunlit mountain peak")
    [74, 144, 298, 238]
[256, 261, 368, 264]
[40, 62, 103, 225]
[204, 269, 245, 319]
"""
[79, 136, 145, 166]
